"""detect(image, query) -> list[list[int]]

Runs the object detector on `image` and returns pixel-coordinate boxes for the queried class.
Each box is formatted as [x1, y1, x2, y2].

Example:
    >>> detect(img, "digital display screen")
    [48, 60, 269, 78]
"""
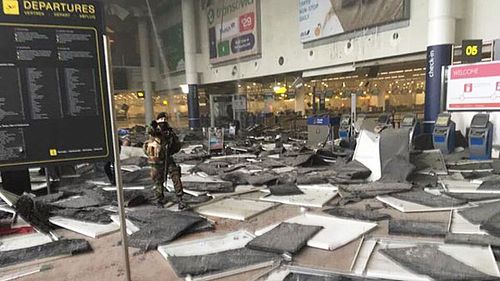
[471, 114, 489, 128]
[402, 117, 414, 125]
[378, 114, 389, 124]
[435, 115, 450, 127]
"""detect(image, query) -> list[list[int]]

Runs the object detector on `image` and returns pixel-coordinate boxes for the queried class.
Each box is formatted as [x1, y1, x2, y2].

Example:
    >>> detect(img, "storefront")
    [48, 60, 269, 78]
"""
[113, 89, 208, 129]
[203, 59, 426, 127]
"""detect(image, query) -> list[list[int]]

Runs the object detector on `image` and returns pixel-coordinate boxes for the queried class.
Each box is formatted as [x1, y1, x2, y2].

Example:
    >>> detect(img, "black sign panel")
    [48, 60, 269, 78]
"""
[462, 40, 483, 63]
[0, 0, 112, 169]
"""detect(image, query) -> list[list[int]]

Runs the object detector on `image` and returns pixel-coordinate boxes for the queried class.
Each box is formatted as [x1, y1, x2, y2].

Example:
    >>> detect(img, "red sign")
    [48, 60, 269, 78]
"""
[451, 63, 500, 80]
[447, 61, 500, 111]
[464, 83, 473, 92]
[449, 103, 500, 108]
[239, 12, 255, 32]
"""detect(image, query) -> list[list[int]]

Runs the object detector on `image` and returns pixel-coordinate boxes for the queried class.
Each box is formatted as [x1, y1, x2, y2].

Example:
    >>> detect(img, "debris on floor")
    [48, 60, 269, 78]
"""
[247, 222, 322, 254]
[3, 127, 500, 280]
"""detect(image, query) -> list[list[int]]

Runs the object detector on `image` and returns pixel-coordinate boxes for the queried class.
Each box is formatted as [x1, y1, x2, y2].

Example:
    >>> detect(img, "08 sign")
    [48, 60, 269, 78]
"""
[462, 40, 483, 63]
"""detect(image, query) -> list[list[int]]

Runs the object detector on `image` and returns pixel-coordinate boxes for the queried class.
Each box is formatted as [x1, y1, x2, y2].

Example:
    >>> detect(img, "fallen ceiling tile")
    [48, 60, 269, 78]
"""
[480, 212, 500, 237]
[389, 220, 448, 237]
[51, 208, 113, 224]
[351, 239, 388, 279]
[450, 210, 487, 235]
[447, 162, 494, 173]
[352, 130, 381, 182]
[322, 207, 391, 221]
[0, 263, 52, 281]
[457, 200, 500, 225]
[247, 223, 322, 254]
[411, 149, 448, 175]
[272, 167, 296, 174]
[380, 245, 499, 280]
[282, 271, 385, 281]
[351, 237, 500, 280]
[260, 184, 338, 208]
[379, 129, 414, 183]
[0, 232, 53, 252]
[0, 190, 19, 207]
[167, 248, 280, 279]
[390, 189, 466, 207]
[256, 213, 377, 251]
[445, 233, 500, 247]
[49, 216, 119, 239]
[269, 184, 304, 196]
[245, 173, 280, 186]
[0, 239, 92, 268]
[441, 179, 500, 194]
[341, 182, 412, 198]
[167, 174, 234, 193]
[333, 160, 372, 181]
[109, 215, 140, 235]
[444, 192, 500, 201]
[127, 211, 203, 251]
[51, 196, 102, 209]
[101, 186, 145, 191]
[255, 267, 290, 281]
[210, 153, 257, 160]
[195, 198, 277, 221]
[158, 230, 255, 259]
[376, 195, 467, 213]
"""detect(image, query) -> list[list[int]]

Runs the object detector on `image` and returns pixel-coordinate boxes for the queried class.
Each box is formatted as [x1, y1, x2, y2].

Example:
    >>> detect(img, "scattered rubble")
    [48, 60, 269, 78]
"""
[2, 127, 500, 280]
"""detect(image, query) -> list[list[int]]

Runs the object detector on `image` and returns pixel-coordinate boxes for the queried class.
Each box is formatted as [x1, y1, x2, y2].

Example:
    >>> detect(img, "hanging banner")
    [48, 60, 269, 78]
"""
[0, 0, 113, 169]
[299, 0, 409, 43]
[207, 0, 260, 64]
[447, 61, 500, 111]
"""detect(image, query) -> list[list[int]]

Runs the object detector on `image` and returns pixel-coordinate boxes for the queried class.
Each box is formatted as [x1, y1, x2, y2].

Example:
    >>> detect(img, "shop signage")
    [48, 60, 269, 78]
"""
[0, 0, 113, 169]
[299, 0, 409, 43]
[461, 40, 483, 64]
[447, 61, 500, 111]
[232, 95, 247, 111]
[207, 0, 260, 64]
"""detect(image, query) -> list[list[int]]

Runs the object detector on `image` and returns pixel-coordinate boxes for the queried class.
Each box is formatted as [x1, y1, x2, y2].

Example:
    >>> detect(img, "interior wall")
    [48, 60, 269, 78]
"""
[455, 0, 500, 42]
[195, 0, 429, 84]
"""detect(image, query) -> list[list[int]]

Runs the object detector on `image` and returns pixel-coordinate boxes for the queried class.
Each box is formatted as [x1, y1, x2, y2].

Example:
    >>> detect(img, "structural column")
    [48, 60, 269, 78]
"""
[424, 0, 455, 132]
[182, 0, 200, 129]
[295, 89, 305, 116]
[138, 18, 154, 125]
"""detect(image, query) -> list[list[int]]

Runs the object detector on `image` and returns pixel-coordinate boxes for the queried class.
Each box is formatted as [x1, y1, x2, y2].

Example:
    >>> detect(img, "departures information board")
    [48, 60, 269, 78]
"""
[0, 0, 112, 169]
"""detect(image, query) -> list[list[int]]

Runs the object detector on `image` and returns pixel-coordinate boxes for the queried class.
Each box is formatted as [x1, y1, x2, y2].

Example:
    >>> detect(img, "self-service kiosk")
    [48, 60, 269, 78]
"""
[307, 115, 334, 148]
[377, 113, 391, 127]
[433, 113, 456, 154]
[374, 113, 392, 133]
[469, 113, 494, 160]
[401, 113, 420, 143]
[339, 114, 351, 141]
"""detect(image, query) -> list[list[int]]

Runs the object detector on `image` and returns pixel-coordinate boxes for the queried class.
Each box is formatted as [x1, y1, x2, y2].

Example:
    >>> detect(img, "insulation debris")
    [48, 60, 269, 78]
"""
[0, 239, 92, 268]
[247, 222, 322, 254]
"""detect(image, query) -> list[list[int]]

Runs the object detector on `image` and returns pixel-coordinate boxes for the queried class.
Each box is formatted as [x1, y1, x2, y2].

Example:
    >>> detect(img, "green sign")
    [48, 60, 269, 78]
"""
[218, 41, 230, 56]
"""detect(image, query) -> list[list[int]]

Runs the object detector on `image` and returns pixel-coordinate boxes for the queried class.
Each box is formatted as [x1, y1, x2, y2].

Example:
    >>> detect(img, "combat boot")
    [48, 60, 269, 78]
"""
[178, 196, 187, 210]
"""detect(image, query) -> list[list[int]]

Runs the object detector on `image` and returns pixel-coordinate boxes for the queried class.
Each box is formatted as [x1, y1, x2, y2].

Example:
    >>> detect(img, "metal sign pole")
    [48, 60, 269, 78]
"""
[351, 93, 357, 124]
[104, 36, 131, 281]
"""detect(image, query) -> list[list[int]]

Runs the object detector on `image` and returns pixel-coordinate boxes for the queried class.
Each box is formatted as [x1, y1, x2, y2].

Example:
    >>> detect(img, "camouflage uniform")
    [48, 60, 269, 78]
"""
[144, 125, 184, 203]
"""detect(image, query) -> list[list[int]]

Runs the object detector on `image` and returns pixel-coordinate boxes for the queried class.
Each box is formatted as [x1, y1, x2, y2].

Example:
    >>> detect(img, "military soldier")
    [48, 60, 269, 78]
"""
[144, 112, 186, 209]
